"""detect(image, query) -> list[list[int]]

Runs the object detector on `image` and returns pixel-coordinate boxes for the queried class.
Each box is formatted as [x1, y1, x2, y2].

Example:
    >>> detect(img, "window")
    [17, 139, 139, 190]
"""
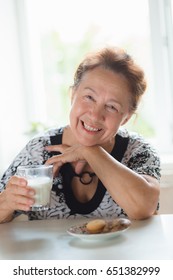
[17, 0, 173, 155]
[148, 0, 173, 155]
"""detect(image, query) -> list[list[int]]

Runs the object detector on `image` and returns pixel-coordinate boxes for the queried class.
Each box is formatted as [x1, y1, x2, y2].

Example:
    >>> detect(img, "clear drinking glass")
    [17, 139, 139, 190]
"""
[17, 165, 53, 211]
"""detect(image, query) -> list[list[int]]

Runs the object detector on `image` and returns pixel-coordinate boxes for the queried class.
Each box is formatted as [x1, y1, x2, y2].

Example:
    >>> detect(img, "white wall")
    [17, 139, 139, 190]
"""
[0, 0, 28, 176]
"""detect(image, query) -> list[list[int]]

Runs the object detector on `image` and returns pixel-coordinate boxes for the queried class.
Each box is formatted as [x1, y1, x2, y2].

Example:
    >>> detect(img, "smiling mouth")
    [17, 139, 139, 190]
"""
[82, 121, 102, 132]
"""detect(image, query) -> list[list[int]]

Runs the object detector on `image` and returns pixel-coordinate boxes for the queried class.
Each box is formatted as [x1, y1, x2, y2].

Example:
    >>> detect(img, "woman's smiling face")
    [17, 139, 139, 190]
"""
[69, 67, 132, 147]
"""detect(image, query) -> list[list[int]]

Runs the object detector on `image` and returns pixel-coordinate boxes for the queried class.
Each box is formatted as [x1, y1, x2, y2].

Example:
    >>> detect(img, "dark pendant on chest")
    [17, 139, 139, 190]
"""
[75, 171, 96, 185]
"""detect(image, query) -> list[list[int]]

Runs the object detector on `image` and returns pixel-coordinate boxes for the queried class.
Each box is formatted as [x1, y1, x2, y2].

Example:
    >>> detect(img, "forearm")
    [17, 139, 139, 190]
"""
[0, 193, 14, 223]
[83, 146, 160, 219]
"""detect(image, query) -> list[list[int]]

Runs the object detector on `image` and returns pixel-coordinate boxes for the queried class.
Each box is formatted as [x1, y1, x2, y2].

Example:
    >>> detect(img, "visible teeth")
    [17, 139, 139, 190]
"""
[83, 123, 100, 132]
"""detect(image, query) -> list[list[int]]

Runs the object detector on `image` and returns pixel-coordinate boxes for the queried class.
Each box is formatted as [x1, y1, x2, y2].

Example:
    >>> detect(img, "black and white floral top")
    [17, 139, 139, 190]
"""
[0, 127, 161, 220]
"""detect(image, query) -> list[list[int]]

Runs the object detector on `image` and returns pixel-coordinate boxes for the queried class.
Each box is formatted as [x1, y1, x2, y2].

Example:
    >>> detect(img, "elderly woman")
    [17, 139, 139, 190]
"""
[0, 47, 160, 223]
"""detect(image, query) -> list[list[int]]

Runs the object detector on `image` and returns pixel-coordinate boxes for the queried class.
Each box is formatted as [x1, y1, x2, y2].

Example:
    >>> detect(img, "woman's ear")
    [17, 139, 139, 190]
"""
[121, 113, 133, 126]
[70, 88, 75, 104]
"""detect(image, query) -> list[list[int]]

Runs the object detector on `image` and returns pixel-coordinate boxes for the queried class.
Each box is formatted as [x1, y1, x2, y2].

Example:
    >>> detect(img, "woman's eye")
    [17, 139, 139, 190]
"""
[85, 95, 95, 101]
[106, 105, 118, 112]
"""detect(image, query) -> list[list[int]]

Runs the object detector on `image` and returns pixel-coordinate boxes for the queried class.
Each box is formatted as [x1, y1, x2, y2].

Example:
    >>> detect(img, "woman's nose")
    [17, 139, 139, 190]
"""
[89, 105, 105, 121]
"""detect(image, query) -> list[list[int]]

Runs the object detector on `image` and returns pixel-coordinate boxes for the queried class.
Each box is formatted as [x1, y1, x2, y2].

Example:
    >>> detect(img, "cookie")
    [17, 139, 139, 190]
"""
[86, 219, 106, 234]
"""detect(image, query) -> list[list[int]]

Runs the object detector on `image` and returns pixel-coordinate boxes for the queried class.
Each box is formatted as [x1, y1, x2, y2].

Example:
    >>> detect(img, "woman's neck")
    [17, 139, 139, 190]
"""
[62, 125, 77, 146]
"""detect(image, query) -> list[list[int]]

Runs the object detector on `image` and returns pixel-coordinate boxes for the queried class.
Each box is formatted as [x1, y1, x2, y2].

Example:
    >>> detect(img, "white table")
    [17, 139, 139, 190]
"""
[0, 214, 173, 260]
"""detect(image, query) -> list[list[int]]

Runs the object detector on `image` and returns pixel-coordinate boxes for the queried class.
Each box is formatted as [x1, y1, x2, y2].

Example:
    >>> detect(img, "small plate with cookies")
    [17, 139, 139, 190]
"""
[67, 218, 131, 241]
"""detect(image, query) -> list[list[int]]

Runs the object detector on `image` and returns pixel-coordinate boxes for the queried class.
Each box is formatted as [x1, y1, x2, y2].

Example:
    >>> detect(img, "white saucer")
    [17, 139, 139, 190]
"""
[67, 219, 130, 241]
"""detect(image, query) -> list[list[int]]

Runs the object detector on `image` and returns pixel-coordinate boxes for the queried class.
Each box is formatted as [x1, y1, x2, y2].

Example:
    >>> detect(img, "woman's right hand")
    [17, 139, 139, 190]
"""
[0, 175, 35, 214]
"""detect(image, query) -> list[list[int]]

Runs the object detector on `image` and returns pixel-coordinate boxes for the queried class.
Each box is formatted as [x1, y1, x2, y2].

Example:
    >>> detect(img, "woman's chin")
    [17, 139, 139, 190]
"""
[73, 126, 102, 146]
[77, 137, 98, 147]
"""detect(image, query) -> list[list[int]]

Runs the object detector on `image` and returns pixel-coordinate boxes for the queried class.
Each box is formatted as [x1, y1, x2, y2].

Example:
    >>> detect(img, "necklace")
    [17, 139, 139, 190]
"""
[74, 171, 96, 185]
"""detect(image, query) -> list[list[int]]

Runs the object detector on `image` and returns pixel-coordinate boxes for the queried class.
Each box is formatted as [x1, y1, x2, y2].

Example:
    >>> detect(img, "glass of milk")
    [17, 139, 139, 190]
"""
[17, 165, 53, 211]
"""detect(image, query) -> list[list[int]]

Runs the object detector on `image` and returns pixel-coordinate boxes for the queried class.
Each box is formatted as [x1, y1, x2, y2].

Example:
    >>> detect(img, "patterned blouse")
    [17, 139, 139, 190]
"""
[0, 127, 161, 220]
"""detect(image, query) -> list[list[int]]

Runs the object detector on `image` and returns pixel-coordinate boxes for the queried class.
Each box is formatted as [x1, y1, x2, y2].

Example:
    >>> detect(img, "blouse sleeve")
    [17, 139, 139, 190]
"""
[124, 134, 161, 181]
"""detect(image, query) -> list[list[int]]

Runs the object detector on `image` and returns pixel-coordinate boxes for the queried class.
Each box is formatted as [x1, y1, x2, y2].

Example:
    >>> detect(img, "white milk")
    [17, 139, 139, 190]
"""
[27, 176, 52, 206]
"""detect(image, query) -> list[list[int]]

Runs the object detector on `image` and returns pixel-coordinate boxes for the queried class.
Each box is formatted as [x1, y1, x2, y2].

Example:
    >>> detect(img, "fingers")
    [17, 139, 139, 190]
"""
[1, 189, 34, 212]
[7, 176, 35, 196]
[45, 144, 69, 153]
[45, 144, 87, 175]
[53, 162, 63, 177]
[45, 145, 70, 169]
[74, 160, 87, 174]
[8, 175, 27, 188]
[45, 155, 62, 166]
[45, 159, 63, 177]
[3, 176, 36, 211]
[13, 194, 35, 211]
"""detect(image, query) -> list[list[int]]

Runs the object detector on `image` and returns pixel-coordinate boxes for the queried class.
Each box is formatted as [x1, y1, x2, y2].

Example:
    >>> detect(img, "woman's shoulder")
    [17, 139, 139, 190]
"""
[117, 128, 158, 153]
[28, 126, 64, 144]
[117, 127, 146, 141]
[117, 127, 160, 164]
[118, 128, 161, 179]
[32, 126, 64, 138]
[11, 126, 65, 165]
